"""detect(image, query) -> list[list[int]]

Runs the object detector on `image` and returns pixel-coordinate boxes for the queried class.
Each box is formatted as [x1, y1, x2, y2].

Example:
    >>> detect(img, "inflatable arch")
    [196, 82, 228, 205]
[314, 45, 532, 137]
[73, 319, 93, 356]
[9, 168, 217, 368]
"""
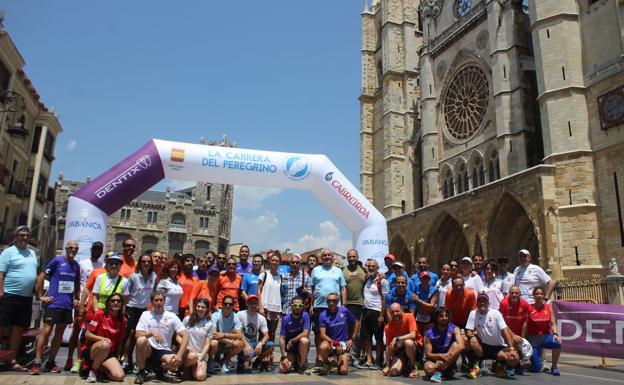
[64, 139, 389, 270]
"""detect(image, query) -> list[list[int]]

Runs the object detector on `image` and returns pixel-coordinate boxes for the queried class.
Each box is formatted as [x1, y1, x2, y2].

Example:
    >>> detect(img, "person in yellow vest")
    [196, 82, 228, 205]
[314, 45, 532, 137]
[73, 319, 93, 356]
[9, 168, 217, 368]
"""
[92, 254, 130, 312]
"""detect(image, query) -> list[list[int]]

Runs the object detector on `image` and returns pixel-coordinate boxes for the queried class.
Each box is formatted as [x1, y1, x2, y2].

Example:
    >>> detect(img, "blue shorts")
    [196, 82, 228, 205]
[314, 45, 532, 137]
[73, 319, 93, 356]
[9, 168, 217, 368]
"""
[246, 340, 274, 356]
[529, 334, 561, 372]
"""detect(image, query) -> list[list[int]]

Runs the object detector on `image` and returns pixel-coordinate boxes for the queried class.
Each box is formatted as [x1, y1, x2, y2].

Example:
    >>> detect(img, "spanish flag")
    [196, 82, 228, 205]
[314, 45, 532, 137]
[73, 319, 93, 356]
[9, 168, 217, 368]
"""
[171, 148, 185, 162]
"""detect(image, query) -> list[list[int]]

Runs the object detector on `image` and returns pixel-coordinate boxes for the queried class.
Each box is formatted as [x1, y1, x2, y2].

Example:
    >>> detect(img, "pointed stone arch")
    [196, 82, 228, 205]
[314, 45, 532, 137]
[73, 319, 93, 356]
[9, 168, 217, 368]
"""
[487, 193, 540, 269]
[425, 213, 469, 271]
[390, 234, 412, 273]
[474, 233, 483, 256]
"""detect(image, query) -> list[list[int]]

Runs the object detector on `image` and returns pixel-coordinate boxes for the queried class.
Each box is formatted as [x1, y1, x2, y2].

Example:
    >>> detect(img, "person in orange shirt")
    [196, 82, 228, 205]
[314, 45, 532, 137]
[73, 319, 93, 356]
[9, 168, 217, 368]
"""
[383, 302, 422, 378]
[119, 239, 136, 278]
[214, 257, 242, 310]
[444, 276, 476, 329]
[178, 254, 198, 319]
[81, 253, 112, 322]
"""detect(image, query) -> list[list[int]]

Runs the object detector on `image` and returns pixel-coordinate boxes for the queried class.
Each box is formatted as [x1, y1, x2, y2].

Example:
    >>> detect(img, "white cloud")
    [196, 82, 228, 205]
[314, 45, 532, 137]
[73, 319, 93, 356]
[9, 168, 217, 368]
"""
[231, 210, 279, 248]
[233, 186, 283, 211]
[276, 220, 352, 255]
[66, 139, 77, 152]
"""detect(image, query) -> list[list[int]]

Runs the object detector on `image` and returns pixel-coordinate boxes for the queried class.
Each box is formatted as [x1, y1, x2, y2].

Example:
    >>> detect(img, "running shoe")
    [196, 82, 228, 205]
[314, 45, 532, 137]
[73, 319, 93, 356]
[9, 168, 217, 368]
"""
[318, 363, 331, 376]
[30, 361, 41, 375]
[134, 370, 146, 384]
[298, 363, 309, 375]
[44, 361, 62, 373]
[86, 370, 97, 383]
[63, 358, 73, 371]
[431, 371, 443, 383]
[551, 367, 560, 376]
[494, 362, 506, 378]
[369, 363, 381, 370]
[505, 367, 515, 378]
[221, 362, 231, 374]
[467, 365, 481, 379]
[71, 359, 83, 373]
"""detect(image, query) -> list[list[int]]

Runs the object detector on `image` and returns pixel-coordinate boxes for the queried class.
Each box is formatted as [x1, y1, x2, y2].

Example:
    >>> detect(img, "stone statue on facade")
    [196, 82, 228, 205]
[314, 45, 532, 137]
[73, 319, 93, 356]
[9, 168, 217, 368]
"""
[610, 257, 620, 275]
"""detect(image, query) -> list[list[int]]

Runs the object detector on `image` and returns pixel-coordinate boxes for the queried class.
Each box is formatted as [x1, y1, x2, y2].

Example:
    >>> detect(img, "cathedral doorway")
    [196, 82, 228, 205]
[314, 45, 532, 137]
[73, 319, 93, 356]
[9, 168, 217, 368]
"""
[389, 235, 412, 273]
[486, 194, 539, 269]
[426, 214, 469, 271]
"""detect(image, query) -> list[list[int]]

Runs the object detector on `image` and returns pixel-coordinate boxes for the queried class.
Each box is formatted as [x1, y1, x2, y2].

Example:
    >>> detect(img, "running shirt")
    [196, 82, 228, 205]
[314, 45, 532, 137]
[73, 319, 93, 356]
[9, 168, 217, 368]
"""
[463, 274, 484, 293]
[84, 309, 127, 352]
[384, 312, 422, 345]
[386, 271, 409, 290]
[0, 245, 38, 297]
[435, 277, 452, 308]
[44, 256, 80, 310]
[156, 277, 184, 313]
[466, 308, 507, 347]
[363, 276, 389, 311]
[235, 261, 252, 275]
[237, 310, 268, 344]
[414, 284, 438, 323]
[498, 296, 530, 336]
[513, 264, 551, 304]
[342, 265, 366, 306]
[178, 273, 198, 310]
[120, 258, 136, 279]
[409, 271, 440, 291]
[526, 303, 552, 336]
[79, 258, 103, 291]
[280, 312, 311, 340]
[311, 265, 346, 308]
[182, 316, 214, 352]
[426, 323, 457, 354]
[211, 309, 242, 333]
[319, 306, 357, 342]
[445, 288, 476, 329]
[127, 271, 157, 309]
[194, 269, 208, 280]
[385, 288, 417, 313]
[497, 272, 515, 295]
[136, 309, 185, 351]
[191, 280, 212, 307]
[93, 273, 130, 309]
[241, 271, 260, 295]
[482, 277, 504, 310]
[215, 272, 242, 310]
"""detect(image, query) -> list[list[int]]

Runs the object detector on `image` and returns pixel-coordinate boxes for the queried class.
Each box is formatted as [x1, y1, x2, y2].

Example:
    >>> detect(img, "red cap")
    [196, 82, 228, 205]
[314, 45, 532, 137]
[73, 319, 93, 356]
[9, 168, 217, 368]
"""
[332, 340, 340, 347]
[246, 294, 259, 302]
[384, 254, 396, 261]
[419, 271, 431, 278]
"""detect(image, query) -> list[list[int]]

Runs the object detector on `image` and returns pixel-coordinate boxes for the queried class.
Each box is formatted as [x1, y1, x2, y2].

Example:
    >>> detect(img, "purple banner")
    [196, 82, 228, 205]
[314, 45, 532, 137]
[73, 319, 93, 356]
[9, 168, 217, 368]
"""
[552, 300, 624, 359]
[74, 140, 165, 215]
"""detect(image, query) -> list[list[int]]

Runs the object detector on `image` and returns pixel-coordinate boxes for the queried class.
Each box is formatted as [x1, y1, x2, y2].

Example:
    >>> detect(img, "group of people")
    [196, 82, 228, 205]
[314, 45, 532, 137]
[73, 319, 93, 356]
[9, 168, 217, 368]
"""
[0, 225, 563, 383]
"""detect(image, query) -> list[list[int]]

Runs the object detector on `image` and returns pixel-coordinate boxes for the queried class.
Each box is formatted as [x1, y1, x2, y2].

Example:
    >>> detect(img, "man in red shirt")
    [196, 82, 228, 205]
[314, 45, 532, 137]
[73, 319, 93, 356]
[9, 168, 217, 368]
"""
[178, 254, 198, 318]
[215, 257, 242, 310]
[383, 303, 422, 378]
[119, 239, 137, 278]
[499, 285, 529, 337]
[444, 277, 476, 329]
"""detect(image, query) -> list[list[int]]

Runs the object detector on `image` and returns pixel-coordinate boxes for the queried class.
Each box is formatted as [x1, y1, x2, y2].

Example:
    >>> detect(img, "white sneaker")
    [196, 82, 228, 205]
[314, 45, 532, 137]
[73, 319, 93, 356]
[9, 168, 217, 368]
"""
[86, 370, 97, 383]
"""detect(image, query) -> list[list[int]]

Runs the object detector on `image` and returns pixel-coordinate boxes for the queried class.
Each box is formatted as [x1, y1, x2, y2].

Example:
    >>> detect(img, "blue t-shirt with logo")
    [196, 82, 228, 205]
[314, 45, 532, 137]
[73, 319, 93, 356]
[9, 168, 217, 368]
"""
[44, 256, 80, 310]
[386, 271, 409, 290]
[236, 261, 252, 275]
[241, 271, 260, 295]
[408, 271, 439, 292]
[311, 265, 346, 308]
[0, 245, 38, 297]
[385, 288, 417, 312]
[319, 306, 356, 342]
[426, 323, 457, 354]
[280, 312, 311, 340]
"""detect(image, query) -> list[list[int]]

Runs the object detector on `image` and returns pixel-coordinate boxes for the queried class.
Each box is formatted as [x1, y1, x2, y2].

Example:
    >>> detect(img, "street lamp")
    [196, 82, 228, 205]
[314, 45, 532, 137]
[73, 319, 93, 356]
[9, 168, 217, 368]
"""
[0, 90, 27, 138]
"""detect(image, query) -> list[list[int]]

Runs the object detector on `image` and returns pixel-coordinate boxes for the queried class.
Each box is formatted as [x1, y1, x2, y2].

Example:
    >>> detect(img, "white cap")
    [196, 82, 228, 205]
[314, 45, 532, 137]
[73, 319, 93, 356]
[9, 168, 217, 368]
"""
[518, 249, 531, 256]
[461, 256, 473, 264]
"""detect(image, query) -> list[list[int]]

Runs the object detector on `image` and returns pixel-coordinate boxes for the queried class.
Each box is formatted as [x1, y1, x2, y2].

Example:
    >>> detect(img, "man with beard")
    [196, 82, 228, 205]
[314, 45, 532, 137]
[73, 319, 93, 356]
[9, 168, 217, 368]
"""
[134, 291, 190, 384]
[383, 303, 421, 378]
[177, 254, 198, 319]
[424, 307, 465, 382]
[279, 297, 311, 374]
[194, 253, 209, 280]
[317, 293, 359, 376]
[119, 238, 137, 279]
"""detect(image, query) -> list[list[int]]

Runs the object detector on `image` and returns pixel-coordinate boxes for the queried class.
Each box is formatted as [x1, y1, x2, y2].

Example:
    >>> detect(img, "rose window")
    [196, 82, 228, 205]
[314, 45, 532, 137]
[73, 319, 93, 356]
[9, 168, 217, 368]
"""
[443, 65, 489, 141]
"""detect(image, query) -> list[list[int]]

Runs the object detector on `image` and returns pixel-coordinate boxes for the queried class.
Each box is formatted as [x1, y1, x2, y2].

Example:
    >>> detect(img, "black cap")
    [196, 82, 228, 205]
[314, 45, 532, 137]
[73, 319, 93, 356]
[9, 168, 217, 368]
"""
[92, 241, 104, 248]
[497, 256, 509, 263]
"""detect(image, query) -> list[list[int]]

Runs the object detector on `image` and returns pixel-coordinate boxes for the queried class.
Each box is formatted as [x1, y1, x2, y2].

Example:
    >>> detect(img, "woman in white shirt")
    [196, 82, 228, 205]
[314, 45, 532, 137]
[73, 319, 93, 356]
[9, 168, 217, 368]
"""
[156, 259, 184, 315]
[482, 260, 504, 310]
[435, 263, 453, 308]
[182, 298, 214, 380]
[257, 254, 282, 352]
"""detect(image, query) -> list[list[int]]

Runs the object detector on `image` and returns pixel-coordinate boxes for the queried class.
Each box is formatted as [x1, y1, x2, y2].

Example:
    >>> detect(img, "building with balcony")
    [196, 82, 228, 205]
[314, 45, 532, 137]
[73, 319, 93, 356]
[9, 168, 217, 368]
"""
[0, 27, 63, 263]
[55, 174, 234, 258]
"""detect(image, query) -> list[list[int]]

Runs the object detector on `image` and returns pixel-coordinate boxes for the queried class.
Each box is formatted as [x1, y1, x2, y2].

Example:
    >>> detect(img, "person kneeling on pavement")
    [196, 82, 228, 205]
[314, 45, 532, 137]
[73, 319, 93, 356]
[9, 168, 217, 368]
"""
[383, 302, 422, 378]
[465, 293, 519, 379]
[208, 295, 244, 374]
[423, 307, 465, 382]
[317, 292, 359, 376]
[237, 294, 275, 372]
[134, 290, 190, 384]
[279, 296, 311, 374]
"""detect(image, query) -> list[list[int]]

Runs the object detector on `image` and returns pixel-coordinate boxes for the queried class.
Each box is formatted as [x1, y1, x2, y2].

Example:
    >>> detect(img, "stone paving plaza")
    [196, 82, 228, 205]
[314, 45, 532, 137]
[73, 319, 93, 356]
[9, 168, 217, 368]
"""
[1, 352, 622, 385]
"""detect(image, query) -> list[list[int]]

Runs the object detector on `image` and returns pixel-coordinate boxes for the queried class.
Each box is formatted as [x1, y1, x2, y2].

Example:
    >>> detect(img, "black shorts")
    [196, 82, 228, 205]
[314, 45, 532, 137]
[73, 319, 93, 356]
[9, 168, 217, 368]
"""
[148, 348, 173, 370]
[0, 293, 33, 328]
[311, 308, 326, 337]
[43, 307, 73, 325]
[126, 306, 146, 335]
[481, 343, 505, 360]
[346, 304, 363, 320]
[81, 343, 115, 364]
[359, 308, 383, 341]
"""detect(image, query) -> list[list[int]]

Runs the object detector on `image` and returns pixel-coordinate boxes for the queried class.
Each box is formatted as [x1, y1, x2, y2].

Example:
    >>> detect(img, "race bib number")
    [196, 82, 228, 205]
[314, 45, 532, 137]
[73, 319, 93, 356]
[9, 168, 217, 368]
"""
[416, 312, 431, 323]
[59, 280, 75, 294]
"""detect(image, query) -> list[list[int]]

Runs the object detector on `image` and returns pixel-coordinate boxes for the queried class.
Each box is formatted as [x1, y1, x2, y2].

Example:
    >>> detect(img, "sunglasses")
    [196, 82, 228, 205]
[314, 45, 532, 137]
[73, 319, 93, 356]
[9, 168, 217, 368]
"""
[450, 264, 458, 267]
[109, 299, 122, 303]
[226, 263, 237, 266]
[223, 302, 234, 306]
[327, 299, 339, 303]
[123, 244, 136, 248]
[291, 261, 300, 264]
[292, 304, 304, 308]
[66, 247, 79, 251]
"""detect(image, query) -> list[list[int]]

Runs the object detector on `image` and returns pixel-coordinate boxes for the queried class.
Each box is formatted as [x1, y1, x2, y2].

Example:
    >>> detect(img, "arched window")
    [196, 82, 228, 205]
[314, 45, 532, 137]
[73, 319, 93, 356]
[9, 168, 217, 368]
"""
[472, 157, 485, 188]
[170, 213, 186, 225]
[488, 150, 500, 182]
[142, 235, 158, 253]
[114, 233, 131, 253]
[195, 240, 210, 256]
[443, 169, 454, 199]
[457, 163, 469, 194]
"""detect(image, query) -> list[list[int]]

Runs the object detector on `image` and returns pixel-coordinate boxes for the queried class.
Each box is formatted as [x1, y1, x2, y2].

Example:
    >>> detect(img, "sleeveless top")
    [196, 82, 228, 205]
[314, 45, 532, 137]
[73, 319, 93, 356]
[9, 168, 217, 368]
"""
[97, 274, 124, 309]
[426, 323, 456, 354]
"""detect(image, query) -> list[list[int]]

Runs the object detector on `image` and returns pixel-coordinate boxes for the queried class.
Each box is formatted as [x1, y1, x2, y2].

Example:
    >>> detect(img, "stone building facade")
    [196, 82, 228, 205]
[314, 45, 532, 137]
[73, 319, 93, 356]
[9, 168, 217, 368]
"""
[0, 28, 63, 264]
[55, 176, 234, 258]
[360, 0, 624, 278]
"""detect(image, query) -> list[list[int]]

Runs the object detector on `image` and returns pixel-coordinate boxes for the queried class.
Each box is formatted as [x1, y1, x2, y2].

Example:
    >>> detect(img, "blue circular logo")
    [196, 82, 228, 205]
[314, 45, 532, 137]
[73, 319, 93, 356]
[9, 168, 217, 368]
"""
[325, 172, 334, 181]
[283, 156, 310, 181]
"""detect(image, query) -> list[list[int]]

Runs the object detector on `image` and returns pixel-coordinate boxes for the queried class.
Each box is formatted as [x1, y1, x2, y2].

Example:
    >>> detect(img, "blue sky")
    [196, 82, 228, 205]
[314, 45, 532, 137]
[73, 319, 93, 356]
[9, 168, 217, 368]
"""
[3, 1, 365, 255]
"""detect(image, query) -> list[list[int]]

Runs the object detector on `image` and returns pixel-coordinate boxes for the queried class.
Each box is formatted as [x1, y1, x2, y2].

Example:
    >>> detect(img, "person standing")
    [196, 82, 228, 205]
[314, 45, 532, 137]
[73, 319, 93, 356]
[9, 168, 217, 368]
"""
[387, 261, 409, 290]
[357, 259, 388, 370]
[424, 307, 465, 382]
[382, 303, 421, 378]
[496, 257, 515, 295]
[305, 254, 318, 275]
[472, 254, 484, 279]
[514, 249, 556, 304]
[151, 250, 163, 277]
[279, 297, 311, 374]
[235, 245, 253, 275]
[482, 260, 504, 310]
[317, 293, 359, 376]
[280, 254, 311, 315]
[459, 257, 484, 294]
[435, 263, 453, 308]
[214, 257, 242, 310]
[444, 277, 476, 329]
[134, 291, 190, 384]
[409, 257, 439, 291]
[412, 271, 438, 328]
[257, 253, 282, 350]
[123, 253, 157, 373]
[92, 254, 129, 314]
[119, 238, 137, 279]
[0, 226, 38, 372]
[193, 253, 209, 280]
[155, 259, 184, 315]
[385, 275, 417, 314]
[178, 254, 198, 319]
[214, 253, 227, 273]
[32, 240, 81, 375]
[342, 248, 366, 331]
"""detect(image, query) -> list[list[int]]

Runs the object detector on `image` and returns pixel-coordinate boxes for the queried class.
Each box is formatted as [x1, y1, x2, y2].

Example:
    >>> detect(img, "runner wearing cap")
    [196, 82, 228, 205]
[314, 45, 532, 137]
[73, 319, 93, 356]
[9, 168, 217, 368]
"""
[412, 271, 438, 331]
[92, 253, 130, 313]
[460, 257, 484, 293]
[409, 257, 439, 291]
[465, 293, 519, 379]
[383, 254, 396, 272]
[387, 261, 409, 290]
[513, 249, 556, 304]
[119, 238, 137, 279]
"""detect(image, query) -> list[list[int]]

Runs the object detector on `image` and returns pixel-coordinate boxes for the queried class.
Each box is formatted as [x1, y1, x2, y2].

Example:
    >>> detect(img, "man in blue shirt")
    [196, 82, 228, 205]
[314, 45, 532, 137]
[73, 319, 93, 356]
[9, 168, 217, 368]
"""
[235, 245, 253, 275]
[317, 292, 359, 376]
[0, 226, 38, 371]
[241, 254, 263, 300]
[32, 240, 81, 374]
[409, 257, 439, 291]
[385, 275, 417, 314]
[279, 297, 311, 374]
[387, 261, 410, 290]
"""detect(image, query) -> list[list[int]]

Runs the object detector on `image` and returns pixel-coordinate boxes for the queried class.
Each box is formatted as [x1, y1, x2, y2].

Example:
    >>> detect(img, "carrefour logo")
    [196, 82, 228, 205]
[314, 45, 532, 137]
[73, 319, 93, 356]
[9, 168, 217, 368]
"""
[283, 156, 310, 181]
